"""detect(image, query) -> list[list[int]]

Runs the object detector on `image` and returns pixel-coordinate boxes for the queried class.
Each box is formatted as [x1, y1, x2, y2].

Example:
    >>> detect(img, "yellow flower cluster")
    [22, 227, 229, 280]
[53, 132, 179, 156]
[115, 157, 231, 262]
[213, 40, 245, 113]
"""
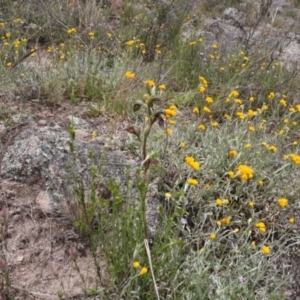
[225, 90, 240, 103]
[255, 222, 267, 233]
[289, 154, 300, 164]
[88, 31, 95, 39]
[215, 198, 229, 206]
[132, 261, 148, 275]
[236, 164, 254, 181]
[164, 105, 177, 119]
[67, 28, 77, 34]
[198, 76, 208, 93]
[185, 156, 200, 171]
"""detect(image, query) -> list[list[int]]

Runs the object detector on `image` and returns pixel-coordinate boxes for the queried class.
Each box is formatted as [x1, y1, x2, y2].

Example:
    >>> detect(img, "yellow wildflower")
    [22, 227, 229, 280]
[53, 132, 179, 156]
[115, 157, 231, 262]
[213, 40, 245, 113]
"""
[67, 28, 77, 34]
[268, 92, 275, 99]
[164, 193, 172, 199]
[88, 32, 95, 39]
[166, 128, 172, 136]
[187, 178, 198, 185]
[193, 107, 199, 114]
[236, 164, 254, 181]
[209, 233, 216, 240]
[179, 142, 186, 148]
[221, 217, 231, 225]
[223, 199, 229, 205]
[133, 261, 140, 268]
[248, 201, 254, 208]
[255, 222, 267, 233]
[140, 267, 148, 275]
[289, 217, 295, 224]
[268, 145, 277, 152]
[205, 96, 214, 103]
[91, 131, 97, 138]
[158, 84, 166, 90]
[277, 198, 288, 207]
[164, 108, 176, 119]
[144, 80, 155, 87]
[227, 171, 235, 178]
[203, 106, 211, 113]
[185, 156, 200, 170]
[199, 86, 206, 93]
[212, 121, 218, 127]
[229, 90, 239, 98]
[198, 124, 206, 131]
[215, 198, 222, 206]
[235, 99, 242, 105]
[261, 245, 271, 255]
[280, 99, 287, 106]
[125, 71, 135, 79]
[228, 149, 238, 158]
[125, 40, 135, 46]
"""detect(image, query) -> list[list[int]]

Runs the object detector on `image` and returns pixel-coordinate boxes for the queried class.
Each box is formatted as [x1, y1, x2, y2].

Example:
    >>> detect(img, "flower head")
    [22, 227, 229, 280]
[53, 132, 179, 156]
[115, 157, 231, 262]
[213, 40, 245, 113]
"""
[209, 233, 217, 240]
[144, 80, 155, 87]
[187, 178, 198, 185]
[255, 222, 267, 233]
[236, 164, 254, 181]
[261, 245, 271, 255]
[268, 145, 277, 152]
[198, 124, 206, 131]
[215, 198, 222, 206]
[205, 96, 214, 103]
[125, 40, 135, 46]
[133, 261, 140, 268]
[125, 71, 135, 79]
[140, 267, 148, 275]
[158, 84, 166, 90]
[164, 193, 171, 199]
[277, 198, 288, 207]
[193, 107, 199, 114]
[228, 149, 238, 158]
[67, 28, 77, 34]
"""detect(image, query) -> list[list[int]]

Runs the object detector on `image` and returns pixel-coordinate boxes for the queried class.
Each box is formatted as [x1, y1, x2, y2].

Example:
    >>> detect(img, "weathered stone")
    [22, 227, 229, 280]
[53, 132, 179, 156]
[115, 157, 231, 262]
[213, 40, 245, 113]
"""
[223, 7, 246, 26]
[0, 124, 135, 211]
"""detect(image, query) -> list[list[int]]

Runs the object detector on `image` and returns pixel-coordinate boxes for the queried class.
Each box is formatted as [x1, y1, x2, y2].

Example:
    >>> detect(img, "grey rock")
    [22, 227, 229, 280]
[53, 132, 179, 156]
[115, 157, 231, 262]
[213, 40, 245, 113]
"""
[0, 125, 135, 210]
[223, 7, 246, 26]
[67, 116, 90, 130]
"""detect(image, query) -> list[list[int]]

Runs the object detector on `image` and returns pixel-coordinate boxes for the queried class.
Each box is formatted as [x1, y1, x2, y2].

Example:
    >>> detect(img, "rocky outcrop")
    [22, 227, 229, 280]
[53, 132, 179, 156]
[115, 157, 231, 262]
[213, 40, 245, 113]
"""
[0, 121, 134, 212]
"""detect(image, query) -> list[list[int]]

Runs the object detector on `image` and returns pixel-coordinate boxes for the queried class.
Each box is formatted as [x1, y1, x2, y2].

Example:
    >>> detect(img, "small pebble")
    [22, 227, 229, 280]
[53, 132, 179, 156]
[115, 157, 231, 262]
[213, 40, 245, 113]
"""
[38, 120, 47, 126]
